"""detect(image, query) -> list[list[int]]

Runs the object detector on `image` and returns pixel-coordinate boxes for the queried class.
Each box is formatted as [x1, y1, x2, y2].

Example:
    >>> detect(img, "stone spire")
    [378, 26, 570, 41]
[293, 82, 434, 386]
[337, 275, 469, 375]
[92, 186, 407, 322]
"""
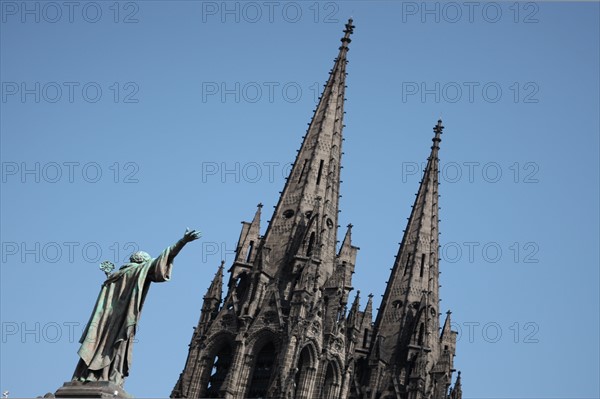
[363, 293, 373, 328]
[372, 119, 444, 361]
[258, 19, 355, 289]
[205, 260, 225, 301]
[450, 371, 462, 399]
[347, 290, 361, 329]
[197, 261, 225, 333]
[338, 223, 358, 265]
[359, 293, 374, 349]
[440, 310, 453, 342]
[363, 120, 451, 398]
[233, 203, 262, 266]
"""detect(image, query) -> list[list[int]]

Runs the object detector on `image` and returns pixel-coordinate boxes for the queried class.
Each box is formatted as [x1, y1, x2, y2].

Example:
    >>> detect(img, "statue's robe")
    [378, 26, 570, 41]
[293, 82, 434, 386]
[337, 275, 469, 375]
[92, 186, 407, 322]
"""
[73, 245, 176, 386]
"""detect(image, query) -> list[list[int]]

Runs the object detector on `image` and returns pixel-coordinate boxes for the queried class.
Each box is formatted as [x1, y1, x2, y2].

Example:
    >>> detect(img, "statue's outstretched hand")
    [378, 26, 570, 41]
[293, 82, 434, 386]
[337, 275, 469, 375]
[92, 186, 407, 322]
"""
[183, 228, 202, 243]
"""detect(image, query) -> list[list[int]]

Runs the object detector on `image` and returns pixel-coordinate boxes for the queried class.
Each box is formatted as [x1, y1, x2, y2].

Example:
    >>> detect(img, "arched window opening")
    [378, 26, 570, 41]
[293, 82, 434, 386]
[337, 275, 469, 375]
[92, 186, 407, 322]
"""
[235, 272, 250, 302]
[349, 357, 367, 399]
[246, 241, 254, 263]
[248, 342, 277, 398]
[419, 254, 426, 277]
[362, 328, 369, 348]
[320, 362, 337, 399]
[354, 357, 367, 386]
[205, 343, 233, 397]
[294, 346, 314, 399]
[417, 323, 425, 346]
[306, 232, 316, 257]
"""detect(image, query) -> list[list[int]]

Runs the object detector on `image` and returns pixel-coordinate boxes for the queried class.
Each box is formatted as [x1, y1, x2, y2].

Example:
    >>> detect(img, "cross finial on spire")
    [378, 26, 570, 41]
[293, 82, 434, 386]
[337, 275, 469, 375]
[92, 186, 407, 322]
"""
[344, 18, 355, 35]
[340, 18, 355, 50]
[257, 203, 263, 208]
[434, 119, 444, 134]
[432, 119, 444, 148]
[347, 223, 353, 229]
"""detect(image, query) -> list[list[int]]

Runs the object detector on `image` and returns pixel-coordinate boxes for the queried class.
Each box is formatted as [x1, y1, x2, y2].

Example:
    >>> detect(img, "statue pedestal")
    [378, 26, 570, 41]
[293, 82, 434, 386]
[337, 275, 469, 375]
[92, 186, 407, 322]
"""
[55, 381, 132, 398]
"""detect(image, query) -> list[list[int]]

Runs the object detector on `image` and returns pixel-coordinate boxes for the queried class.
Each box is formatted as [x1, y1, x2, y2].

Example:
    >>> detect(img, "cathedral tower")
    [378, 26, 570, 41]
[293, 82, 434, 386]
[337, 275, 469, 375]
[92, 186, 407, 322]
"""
[172, 20, 462, 399]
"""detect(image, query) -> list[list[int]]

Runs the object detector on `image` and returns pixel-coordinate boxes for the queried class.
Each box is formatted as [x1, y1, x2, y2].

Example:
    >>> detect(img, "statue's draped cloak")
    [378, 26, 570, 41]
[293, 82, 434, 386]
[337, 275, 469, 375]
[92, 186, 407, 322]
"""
[74, 246, 174, 383]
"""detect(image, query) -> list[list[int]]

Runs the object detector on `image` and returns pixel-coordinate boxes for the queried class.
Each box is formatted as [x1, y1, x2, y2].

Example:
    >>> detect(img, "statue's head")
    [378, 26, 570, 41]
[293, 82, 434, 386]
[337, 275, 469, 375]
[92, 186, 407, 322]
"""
[129, 251, 151, 264]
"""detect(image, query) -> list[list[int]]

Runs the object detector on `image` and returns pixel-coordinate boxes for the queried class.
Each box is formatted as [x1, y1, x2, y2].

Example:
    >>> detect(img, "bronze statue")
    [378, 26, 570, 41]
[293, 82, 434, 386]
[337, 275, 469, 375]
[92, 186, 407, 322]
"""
[72, 228, 201, 387]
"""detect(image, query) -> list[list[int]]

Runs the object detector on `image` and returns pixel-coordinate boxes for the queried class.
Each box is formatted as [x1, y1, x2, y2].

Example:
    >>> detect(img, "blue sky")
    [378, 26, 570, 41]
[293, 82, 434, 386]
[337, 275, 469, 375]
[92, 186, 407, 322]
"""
[1, 1, 599, 397]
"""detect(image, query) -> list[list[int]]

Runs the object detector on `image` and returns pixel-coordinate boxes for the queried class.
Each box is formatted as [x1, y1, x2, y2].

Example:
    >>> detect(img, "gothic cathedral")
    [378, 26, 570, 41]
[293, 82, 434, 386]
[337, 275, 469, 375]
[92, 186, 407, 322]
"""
[172, 20, 463, 399]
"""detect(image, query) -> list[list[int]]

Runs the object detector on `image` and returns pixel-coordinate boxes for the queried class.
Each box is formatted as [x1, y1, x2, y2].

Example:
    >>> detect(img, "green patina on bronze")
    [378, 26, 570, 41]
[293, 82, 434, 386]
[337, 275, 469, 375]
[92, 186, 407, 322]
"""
[72, 229, 201, 388]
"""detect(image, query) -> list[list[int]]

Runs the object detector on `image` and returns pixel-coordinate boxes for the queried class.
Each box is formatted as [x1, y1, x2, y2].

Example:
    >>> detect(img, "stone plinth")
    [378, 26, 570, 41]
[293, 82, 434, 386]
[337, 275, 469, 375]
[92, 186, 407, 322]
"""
[54, 381, 132, 398]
